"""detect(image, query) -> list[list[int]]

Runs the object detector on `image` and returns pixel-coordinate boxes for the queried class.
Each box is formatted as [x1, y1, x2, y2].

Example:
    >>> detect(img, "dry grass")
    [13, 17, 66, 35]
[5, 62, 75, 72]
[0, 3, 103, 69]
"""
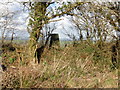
[1, 41, 118, 88]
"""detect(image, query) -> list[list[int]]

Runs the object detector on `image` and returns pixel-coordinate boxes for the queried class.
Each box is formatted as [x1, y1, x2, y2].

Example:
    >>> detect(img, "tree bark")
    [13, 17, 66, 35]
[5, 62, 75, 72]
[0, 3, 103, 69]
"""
[28, 2, 84, 64]
[28, 2, 47, 64]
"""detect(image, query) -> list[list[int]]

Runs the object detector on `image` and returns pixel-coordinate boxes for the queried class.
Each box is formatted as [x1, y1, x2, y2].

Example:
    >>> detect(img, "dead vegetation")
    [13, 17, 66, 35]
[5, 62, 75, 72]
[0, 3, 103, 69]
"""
[1, 41, 118, 88]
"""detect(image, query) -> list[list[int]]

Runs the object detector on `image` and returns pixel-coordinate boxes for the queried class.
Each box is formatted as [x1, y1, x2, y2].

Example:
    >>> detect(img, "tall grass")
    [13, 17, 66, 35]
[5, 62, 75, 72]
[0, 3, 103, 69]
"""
[1, 41, 118, 88]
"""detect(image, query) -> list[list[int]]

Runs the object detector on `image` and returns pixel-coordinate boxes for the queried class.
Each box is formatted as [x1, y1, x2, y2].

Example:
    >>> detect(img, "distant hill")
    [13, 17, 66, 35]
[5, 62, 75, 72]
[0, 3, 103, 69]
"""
[0, 37, 29, 41]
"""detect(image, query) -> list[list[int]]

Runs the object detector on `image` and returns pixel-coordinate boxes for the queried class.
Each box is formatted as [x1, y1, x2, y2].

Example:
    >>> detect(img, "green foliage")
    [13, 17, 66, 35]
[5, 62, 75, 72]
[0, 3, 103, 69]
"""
[9, 57, 16, 64]
[1, 2, 119, 88]
[2, 42, 118, 88]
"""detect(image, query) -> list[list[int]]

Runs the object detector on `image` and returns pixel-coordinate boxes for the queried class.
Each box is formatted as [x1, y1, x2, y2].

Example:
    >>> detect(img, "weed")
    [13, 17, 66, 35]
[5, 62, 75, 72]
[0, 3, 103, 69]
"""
[1, 41, 118, 88]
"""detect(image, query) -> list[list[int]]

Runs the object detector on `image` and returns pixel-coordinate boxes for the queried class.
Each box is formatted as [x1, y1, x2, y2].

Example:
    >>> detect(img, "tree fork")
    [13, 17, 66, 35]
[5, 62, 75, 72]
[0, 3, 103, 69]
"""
[28, 2, 84, 64]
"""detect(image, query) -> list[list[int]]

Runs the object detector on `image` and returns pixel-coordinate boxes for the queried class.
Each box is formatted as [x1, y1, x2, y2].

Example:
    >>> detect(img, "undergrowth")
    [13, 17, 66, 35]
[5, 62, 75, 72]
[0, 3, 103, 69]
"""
[1, 41, 118, 88]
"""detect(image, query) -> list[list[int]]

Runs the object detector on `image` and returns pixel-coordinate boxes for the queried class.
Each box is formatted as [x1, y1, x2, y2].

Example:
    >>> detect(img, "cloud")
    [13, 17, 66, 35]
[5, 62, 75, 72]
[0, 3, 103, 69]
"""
[0, 0, 30, 38]
[0, 0, 76, 40]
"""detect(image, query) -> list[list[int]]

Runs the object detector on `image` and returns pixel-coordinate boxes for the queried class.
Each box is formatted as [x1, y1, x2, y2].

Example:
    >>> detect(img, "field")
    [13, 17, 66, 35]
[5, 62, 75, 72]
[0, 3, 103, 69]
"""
[1, 40, 118, 88]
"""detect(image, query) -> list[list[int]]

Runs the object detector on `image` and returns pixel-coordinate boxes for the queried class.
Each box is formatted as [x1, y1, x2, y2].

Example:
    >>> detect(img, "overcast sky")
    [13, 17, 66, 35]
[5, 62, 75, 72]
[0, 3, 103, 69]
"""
[0, 0, 29, 39]
[0, 0, 119, 41]
[0, 0, 81, 40]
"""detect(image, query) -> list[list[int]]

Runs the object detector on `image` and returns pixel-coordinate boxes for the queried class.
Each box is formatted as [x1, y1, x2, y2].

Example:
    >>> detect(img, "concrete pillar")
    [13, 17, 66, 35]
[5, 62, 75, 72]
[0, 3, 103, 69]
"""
[49, 34, 60, 48]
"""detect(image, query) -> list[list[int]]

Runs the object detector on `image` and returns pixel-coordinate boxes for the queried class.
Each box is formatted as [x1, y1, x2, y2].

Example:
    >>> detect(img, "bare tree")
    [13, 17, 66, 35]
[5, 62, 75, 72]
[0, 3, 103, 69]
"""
[66, 2, 119, 43]
[0, 1, 28, 44]
[71, 1, 119, 68]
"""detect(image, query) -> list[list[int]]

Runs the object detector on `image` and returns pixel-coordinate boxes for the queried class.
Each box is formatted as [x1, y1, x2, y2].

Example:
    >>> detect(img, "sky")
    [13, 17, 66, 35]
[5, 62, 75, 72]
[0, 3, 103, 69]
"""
[0, 0, 30, 39]
[0, 0, 119, 41]
[0, 0, 80, 40]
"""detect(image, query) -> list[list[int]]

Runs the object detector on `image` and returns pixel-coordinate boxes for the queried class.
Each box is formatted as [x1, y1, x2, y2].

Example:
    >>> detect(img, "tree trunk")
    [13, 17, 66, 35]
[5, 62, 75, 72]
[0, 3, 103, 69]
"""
[28, 2, 47, 64]
[28, 30, 40, 64]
